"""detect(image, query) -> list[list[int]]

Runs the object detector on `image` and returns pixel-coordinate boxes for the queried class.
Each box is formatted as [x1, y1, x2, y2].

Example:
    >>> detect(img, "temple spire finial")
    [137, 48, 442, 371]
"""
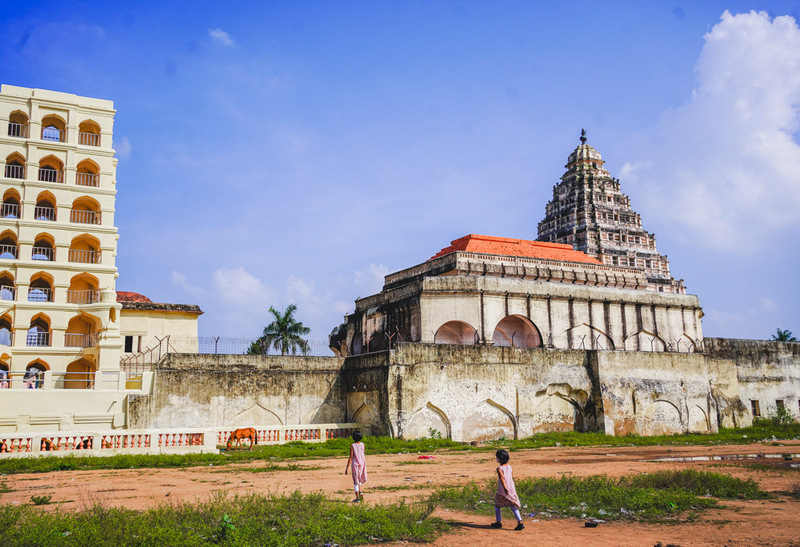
[580, 128, 587, 144]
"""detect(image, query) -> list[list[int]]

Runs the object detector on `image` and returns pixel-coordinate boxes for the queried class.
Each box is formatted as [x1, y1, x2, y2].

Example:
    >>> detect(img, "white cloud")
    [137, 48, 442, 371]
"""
[115, 136, 132, 159]
[286, 276, 351, 321]
[213, 267, 271, 306]
[625, 11, 800, 252]
[208, 28, 235, 47]
[354, 263, 389, 296]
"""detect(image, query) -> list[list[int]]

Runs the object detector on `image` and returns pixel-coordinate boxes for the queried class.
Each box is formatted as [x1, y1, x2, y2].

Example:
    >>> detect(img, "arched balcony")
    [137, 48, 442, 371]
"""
[4, 152, 25, 180]
[34, 192, 57, 221]
[75, 159, 99, 187]
[38, 155, 64, 183]
[491, 315, 542, 348]
[0, 360, 8, 389]
[0, 231, 18, 259]
[434, 321, 478, 345]
[64, 358, 96, 389]
[41, 114, 66, 143]
[32, 234, 55, 261]
[68, 235, 101, 264]
[0, 272, 15, 301]
[28, 272, 54, 302]
[8, 111, 29, 138]
[65, 314, 99, 348]
[0, 315, 13, 346]
[24, 360, 47, 389]
[1, 189, 21, 219]
[26, 315, 51, 347]
[67, 273, 101, 304]
[78, 120, 101, 147]
[70, 196, 101, 225]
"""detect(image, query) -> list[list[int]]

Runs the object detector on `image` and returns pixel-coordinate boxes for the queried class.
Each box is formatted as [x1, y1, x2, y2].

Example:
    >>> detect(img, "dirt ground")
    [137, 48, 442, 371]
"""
[2, 441, 799, 546]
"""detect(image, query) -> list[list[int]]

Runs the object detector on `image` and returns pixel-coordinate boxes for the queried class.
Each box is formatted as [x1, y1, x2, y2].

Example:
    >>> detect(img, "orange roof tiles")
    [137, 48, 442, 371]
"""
[429, 234, 602, 264]
[116, 291, 153, 303]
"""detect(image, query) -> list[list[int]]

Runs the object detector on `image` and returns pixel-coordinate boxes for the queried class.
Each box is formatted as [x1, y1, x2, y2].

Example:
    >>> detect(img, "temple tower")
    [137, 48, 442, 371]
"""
[537, 130, 684, 293]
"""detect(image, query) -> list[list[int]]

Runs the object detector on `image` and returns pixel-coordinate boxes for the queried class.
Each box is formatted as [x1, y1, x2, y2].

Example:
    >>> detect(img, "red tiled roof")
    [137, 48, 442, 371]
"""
[116, 291, 152, 303]
[429, 234, 602, 264]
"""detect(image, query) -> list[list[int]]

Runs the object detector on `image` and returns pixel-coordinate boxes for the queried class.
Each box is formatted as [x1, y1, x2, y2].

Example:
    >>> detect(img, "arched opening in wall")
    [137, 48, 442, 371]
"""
[462, 400, 516, 442]
[69, 234, 101, 264]
[28, 272, 54, 302]
[624, 330, 666, 352]
[64, 358, 96, 389]
[0, 272, 15, 301]
[70, 196, 101, 225]
[41, 114, 66, 142]
[434, 321, 477, 345]
[351, 402, 380, 428]
[67, 273, 100, 304]
[563, 323, 615, 350]
[351, 333, 363, 355]
[491, 315, 542, 348]
[0, 315, 13, 346]
[0, 230, 18, 259]
[24, 359, 48, 389]
[65, 313, 100, 348]
[367, 332, 387, 352]
[34, 191, 56, 221]
[32, 233, 55, 261]
[8, 110, 28, 138]
[2, 189, 21, 219]
[76, 159, 99, 187]
[38, 155, 64, 183]
[404, 403, 451, 440]
[0, 359, 8, 388]
[4, 152, 25, 180]
[674, 333, 696, 353]
[27, 314, 51, 347]
[78, 120, 101, 146]
[642, 400, 683, 436]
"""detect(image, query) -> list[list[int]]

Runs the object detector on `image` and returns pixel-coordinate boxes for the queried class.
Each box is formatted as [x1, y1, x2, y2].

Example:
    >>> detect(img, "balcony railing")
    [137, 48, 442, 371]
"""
[4, 164, 24, 179]
[65, 333, 99, 348]
[1, 203, 20, 219]
[0, 244, 18, 259]
[38, 168, 64, 183]
[31, 246, 54, 261]
[0, 285, 15, 301]
[75, 172, 99, 187]
[28, 287, 53, 302]
[26, 331, 50, 347]
[41, 127, 65, 142]
[70, 209, 101, 224]
[78, 132, 100, 146]
[33, 206, 56, 221]
[67, 289, 101, 304]
[7, 122, 28, 138]
[68, 249, 100, 264]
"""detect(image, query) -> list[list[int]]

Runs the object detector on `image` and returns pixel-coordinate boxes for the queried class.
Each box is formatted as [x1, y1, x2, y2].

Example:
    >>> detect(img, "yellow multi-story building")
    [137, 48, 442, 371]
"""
[0, 84, 122, 400]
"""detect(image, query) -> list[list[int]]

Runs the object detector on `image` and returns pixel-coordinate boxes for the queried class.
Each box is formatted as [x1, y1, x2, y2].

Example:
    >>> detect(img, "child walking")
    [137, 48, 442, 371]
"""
[491, 449, 524, 530]
[344, 431, 367, 502]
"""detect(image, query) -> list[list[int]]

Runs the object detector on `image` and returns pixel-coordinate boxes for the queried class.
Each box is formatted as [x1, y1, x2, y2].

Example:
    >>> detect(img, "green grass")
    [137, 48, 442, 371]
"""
[0, 491, 447, 546]
[430, 469, 768, 521]
[1, 422, 797, 475]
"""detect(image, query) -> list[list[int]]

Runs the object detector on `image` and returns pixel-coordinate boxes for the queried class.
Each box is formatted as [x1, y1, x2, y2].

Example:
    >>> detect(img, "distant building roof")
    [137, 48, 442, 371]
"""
[429, 234, 602, 264]
[116, 291, 203, 315]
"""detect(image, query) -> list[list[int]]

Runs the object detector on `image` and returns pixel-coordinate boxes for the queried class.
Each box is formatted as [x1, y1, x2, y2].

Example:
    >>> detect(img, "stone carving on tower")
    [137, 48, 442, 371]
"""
[537, 130, 685, 294]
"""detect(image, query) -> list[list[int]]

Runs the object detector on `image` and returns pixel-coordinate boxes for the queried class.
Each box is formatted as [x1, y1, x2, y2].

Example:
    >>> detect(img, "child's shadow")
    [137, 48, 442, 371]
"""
[448, 521, 497, 530]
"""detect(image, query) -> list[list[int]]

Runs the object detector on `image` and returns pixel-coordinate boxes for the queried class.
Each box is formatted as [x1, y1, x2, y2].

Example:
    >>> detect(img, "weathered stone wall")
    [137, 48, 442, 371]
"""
[706, 338, 800, 420]
[127, 354, 345, 429]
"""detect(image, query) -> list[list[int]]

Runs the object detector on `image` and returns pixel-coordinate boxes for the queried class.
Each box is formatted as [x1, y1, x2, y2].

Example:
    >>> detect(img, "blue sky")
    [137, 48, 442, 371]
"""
[3, 1, 799, 343]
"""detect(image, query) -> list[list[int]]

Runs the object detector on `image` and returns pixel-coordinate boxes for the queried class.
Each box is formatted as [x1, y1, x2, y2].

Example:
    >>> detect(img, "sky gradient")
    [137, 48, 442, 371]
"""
[3, 1, 799, 345]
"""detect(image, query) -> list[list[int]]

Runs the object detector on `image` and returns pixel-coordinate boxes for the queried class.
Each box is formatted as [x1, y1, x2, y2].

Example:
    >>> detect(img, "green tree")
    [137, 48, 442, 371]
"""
[770, 328, 798, 342]
[250, 304, 310, 355]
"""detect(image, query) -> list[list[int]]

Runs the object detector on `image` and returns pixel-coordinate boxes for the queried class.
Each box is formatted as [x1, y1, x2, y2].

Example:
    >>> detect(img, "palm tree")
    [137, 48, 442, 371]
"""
[770, 328, 798, 342]
[250, 304, 310, 355]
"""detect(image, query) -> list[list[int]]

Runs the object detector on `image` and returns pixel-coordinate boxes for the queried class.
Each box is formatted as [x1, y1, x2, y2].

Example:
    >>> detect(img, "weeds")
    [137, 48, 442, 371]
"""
[0, 491, 448, 546]
[431, 469, 768, 521]
[29, 494, 52, 506]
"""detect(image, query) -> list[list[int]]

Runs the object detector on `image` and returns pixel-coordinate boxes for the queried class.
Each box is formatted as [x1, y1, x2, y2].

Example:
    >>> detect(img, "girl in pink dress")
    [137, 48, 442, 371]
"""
[491, 449, 524, 530]
[344, 431, 367, 502]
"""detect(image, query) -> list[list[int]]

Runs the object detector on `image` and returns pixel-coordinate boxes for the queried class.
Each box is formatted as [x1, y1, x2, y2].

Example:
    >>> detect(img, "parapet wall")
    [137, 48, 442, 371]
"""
[127, 354, 346, 429]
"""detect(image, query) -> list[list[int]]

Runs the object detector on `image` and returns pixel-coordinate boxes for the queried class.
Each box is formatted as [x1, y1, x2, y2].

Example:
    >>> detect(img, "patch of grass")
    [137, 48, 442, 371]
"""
[0, 491, 448, 546]
[789, 484, 800, 500]
[0, 482, 14, 493]
[219, 463, 322, 474]
[431, 469, 768, 522]
[29, 494, 52, 506]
